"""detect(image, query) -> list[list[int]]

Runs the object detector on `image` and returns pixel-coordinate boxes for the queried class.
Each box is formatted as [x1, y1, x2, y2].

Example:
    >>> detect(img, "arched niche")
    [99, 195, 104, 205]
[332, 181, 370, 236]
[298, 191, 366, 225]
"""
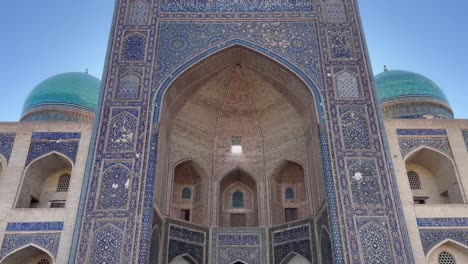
[427, 240, 468, 264]
[219, 168, 257, 227]
[153, 45, 325, 226]
[280, 253, 311, 264]
[0, 244, 53, 264]
[169, 255, 198, 264]
[16, 152, 73, 208]
[271, 161, 308, 225]
[405, 147, 465, 204]
[170, 160, 207, 225]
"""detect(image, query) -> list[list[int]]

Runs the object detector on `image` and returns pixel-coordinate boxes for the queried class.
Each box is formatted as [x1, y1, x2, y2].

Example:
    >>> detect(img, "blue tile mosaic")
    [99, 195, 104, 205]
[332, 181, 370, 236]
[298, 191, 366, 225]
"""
[397, 129, 447, 136]
[6, 222, 64, 232]
[26, 132, 80, 165]
[169, 225, 205, 244]
[272, 225, 310, 244]
[346, 159, 383, 206]
[218, 234, 259, 246]
[98, 162, 132, 210]
[320, 228, 333, 264]
[327, 28, 354, 60]
[160, 0, 313, 13]
[106, 109, 139, 152]
[398, 136, 452, 159]
[116, 74, 140, 100]
[357, 220, 393, 264]
[323, 0, 346, 23]
[90, 222, 124, 263]
[417, 218, 468, 227]
[168, 239, 204, 264]
[274, 240, 312, 264]
[419, 229, 468, 254]
[339, 106, 371, 150]
[122, 33, 146, 61]
[0, 133, 15, 162]
[0, 233, 60, 259]
[212, 228, 266, 264]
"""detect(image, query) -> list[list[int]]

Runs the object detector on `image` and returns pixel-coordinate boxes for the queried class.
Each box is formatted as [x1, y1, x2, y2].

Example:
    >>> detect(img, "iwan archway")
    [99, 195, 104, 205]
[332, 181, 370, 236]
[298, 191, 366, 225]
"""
[150, 46, 329, 263]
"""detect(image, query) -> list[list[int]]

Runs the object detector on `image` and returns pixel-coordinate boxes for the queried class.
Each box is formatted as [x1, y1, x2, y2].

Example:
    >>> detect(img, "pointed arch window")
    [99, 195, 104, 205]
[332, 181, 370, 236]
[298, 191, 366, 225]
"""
[407, 170, 421, 189]
[285, 187, 294, 200]
[232, 190, 244, 208]
[438, 251, 456, 264]
[181, 187, 192, 200]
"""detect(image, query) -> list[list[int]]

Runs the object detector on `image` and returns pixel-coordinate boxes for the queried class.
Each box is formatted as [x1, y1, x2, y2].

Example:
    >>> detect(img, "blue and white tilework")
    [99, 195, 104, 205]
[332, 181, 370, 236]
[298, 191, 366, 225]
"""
[398, 136, 452, 159]
[320, 228, 333, 264]
[339, 106, 371, 150]
[326, 28, 354, 60]
[323, 0, 346, 23]
[417, 218, 468, 227]
[419, 229, 468, 254]
[462, 130, 468, 151]
[72, 0, 414, 263]
[6, 222, 64, 232]
[160, 0, 313, 13]
[346, 159, 383, 206]
[128, 0, 150, 25]
[90, 221, 125, 263]
[122, 33, 146, 61]
[107, 109, 139, 152]
[357, 218, 394, 263]
[212, 228, 266, 264]
[168, 224, 206, 264]
[335, 70, 359, 98]
[116, 74, 141, 100]
[0, 133, 15, 162]
[98, 162, 132, 210]
[397, 129, 447, 136]
[26, 132, 80, 165]
[272, 225, 313, 264]
[0, 233, 60, 260]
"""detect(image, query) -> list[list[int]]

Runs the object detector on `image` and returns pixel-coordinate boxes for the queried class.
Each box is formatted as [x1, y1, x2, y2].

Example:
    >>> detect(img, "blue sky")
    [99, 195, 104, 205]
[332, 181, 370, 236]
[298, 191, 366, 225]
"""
[0, 1, 467, 121]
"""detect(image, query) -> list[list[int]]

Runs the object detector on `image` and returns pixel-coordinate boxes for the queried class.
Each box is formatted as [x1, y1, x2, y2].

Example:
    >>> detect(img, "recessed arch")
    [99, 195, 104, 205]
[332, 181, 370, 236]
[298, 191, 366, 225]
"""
[169, 254, 198, 264]
[279, 252, 312, 264]
[16, 151, 73, 208]
[219, 167, 257, 227]
[404, 146, 465, 204]
[426, 239, 468, 264]
[0, 243, 54, 264]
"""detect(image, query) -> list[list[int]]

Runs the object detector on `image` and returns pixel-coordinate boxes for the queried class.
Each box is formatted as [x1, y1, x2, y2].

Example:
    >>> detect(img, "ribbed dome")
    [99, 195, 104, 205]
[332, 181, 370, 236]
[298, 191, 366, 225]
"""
[375, 70, 453, 119]
[21, 72, 101, 122]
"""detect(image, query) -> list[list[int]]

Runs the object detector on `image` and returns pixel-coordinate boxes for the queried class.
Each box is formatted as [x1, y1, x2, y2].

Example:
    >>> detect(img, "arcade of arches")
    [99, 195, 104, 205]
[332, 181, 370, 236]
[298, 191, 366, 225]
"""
[154, 47, 325, 227]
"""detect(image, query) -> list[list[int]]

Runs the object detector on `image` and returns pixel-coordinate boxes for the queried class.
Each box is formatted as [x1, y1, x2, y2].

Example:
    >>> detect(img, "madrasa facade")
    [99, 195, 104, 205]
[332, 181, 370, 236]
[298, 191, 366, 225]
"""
[0, 0, 467, 263]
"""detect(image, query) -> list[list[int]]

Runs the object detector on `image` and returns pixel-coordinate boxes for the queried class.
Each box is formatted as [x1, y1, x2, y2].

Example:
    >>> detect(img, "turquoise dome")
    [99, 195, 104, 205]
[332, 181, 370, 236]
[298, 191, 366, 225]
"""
[375, 70, 453, 119]
[21, 72, 101, 122]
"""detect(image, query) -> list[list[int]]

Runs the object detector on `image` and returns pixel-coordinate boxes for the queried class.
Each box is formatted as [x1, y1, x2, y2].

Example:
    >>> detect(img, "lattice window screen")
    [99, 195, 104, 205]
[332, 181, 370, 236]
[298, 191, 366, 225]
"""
[285, 187, 294, 200]
[438, 251, 456, 264]
[232, 190, 244, 208]
[407, 171, 421, 189]
[37, 259, 50, 264]
[181, 187, 192, 199]
[56, 173, 71, 192]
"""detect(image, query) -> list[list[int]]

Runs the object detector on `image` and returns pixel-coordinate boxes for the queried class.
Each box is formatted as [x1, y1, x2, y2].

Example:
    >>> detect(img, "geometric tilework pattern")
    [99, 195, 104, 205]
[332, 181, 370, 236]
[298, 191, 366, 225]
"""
[212, 228, 266, 264]
[419, 229, 468, 254]
[463, 130, 468, 151]
[90, 223, 124, 264]
[6, 222, 64, 232]
[116, 74, 140, 100]
[417, 218, 468, 227]
[0, 233, 61, 259]
[339, 107, 371, 150]
[107, 110, 138, 152]
[323, 0, 346, 23]
[160, 0, 313, 12]
[327, 28, 354, 60]
[168, 224, 206, 264]
[358, 221, 394, 263]
[0, 133, 15, 162]
[336, 71, 359, 98]
[26, 132, 80, 165]
[128, 1, 149, 25]
[398, 136, 453, 159]
[155, 21, 323, 91]
[122, 34, 146, 61]
[272, 224, 313, 264]
[347, 159, 383, 206]
[98, 163, 131, 210]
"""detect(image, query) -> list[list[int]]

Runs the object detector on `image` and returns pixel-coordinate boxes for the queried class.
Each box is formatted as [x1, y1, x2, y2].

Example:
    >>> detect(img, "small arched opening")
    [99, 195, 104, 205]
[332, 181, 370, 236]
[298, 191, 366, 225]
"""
[427, 240, 468, 264]
[0, 244, 53, 264]
[169, 254, 198, 264]
[280, 252, 311, 264]
[15, 152, 73, 208]
[219, 168, 257, 227]
[271, 161, 308, 225]
[170, 160, 207, 225]
[405, 147, 465, 204]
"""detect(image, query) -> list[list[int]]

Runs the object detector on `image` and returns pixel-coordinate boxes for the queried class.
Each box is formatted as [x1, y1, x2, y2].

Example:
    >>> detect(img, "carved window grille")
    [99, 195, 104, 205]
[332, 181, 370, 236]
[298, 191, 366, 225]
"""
[57, 173, 71, 192]
[407, 171, 421, 189]
[181, 187, 192, 199]
[37, 259, 50, 264]
[285, 187, 294, 200]
[232, 190, 244, 208]
[438, 251, 456, 264]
